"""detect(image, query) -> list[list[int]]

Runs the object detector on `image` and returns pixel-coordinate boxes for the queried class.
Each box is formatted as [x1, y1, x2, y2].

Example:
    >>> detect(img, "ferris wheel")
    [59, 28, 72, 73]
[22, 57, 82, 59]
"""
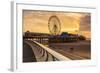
[48, 16, 61, 35]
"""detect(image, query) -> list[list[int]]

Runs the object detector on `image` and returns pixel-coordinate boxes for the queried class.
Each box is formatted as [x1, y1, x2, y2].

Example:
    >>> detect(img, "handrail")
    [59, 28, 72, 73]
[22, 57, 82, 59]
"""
[33, 41, 71, 61]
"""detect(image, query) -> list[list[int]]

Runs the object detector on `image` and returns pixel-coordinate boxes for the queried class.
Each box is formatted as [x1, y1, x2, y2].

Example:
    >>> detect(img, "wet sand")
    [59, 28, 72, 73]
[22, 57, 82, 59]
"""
[49, 40, 91, 60]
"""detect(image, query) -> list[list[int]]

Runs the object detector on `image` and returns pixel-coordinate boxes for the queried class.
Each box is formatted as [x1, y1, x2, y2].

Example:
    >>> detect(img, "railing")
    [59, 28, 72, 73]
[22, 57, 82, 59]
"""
[25, 40, 71, 62]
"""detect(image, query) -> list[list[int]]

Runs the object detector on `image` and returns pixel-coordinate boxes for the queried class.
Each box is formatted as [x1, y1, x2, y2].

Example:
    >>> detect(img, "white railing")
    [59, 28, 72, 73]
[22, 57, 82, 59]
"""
[33, 41, 71, 61]
[25, 40, 71, 61]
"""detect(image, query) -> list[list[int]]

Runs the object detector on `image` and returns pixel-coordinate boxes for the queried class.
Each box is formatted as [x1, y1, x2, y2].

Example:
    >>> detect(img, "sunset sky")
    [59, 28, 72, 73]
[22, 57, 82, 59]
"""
[23, 10, 91, 39]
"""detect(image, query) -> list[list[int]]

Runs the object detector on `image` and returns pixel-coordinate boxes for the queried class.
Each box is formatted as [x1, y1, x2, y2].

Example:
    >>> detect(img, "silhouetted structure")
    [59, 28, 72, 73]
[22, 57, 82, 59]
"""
[23, 31, 50, 44]
[48, 32, 86, 43]
[23, 31, 86, 44]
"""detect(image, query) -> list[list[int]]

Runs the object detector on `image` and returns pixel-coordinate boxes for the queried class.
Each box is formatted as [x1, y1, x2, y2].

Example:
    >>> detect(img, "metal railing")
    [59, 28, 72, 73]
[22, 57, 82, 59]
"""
[25, 40, 71, 62]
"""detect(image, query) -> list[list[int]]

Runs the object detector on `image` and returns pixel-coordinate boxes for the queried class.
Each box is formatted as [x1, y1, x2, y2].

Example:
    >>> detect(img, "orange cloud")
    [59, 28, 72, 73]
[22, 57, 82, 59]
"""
[23, 10, 91, 38]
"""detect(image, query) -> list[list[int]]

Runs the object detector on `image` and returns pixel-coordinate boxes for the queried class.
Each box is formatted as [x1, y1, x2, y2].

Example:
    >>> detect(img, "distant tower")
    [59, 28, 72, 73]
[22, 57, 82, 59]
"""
[25, 30, 30, 37]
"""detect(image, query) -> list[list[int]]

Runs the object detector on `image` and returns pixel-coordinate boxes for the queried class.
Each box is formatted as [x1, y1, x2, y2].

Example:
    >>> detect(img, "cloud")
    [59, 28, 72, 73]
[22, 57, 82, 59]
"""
[80, 14, 91, 31]
[23, 10, 90, 35]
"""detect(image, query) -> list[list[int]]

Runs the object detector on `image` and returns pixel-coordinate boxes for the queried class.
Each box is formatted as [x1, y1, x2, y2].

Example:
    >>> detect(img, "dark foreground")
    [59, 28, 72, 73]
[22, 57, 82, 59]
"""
[23, 42, 37, 62]
[23, 40, 91, 62]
